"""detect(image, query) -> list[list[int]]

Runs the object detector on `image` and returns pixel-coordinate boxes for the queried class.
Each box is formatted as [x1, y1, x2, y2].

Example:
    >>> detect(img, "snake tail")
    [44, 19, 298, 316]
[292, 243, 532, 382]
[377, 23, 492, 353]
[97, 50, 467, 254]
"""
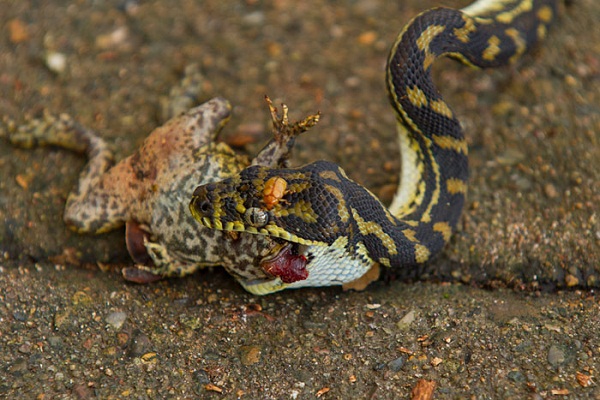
[386, 0, 559, 261]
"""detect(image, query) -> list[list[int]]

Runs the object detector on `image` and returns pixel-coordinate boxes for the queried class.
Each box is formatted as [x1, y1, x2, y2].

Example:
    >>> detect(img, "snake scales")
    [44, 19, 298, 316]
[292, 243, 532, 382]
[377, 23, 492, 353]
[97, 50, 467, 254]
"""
[190, 0, 559, 294]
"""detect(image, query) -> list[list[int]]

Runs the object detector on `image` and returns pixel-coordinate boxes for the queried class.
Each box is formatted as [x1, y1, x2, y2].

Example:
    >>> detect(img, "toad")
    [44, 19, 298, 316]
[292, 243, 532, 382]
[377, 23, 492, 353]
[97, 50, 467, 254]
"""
[8, 67, 319, 293]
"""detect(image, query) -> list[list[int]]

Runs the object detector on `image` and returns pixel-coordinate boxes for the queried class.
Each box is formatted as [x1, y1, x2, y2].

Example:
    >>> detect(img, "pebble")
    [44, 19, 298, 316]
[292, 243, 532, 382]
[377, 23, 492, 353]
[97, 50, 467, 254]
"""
[544, 183, 558, 199]
[303, 320, 327, 330]
[128, 330, 153, 357]
[18, 343, 32, 354]
[117, 332, 129, 346]
[388, 356, 405, 372]
[54, 310, 70, 329]
[9, 358, 28, 375]
[358, 31, 377, 45]
[95, 26, 129, 50]
[48, 336, 63, 349]
[72, 383, 93, 400]
[194, 369, 211, 385]
[239, 345, 262, 366]
[496, 148, 525, 166]
[8, 19, 29, 44]
[547, 344, 566, 367]
[45, 52, 67, 74]
[105, 311, 127, 330]
[396, 310, 416, 329]
[242, 11, 265, 26]
[122, 0, 140, 15]
[13, 310, 27, 322]
[72, 291, 92, 306]
[564, 273, 579, 287]
[508, 370, 526, 383]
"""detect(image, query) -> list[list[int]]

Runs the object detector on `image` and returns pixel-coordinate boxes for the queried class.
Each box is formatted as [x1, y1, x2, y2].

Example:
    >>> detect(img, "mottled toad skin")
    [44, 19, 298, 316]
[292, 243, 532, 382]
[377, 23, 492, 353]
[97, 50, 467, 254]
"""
[9, 96, 308, 292]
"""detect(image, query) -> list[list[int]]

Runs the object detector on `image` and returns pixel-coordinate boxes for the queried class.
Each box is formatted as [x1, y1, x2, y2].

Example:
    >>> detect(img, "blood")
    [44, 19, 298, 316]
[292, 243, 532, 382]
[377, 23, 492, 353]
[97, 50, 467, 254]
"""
[261, 245, 308, 283]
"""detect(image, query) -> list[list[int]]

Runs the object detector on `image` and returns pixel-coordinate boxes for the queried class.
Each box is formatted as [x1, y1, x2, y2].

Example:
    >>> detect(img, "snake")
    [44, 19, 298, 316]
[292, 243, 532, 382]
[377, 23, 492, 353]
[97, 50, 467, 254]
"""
[190, 0, 559, 295]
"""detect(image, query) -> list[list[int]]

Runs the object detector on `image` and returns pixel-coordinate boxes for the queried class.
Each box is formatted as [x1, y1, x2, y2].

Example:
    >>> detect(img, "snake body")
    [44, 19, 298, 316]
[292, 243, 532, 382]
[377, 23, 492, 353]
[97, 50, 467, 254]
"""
[190, 0, 559, 294]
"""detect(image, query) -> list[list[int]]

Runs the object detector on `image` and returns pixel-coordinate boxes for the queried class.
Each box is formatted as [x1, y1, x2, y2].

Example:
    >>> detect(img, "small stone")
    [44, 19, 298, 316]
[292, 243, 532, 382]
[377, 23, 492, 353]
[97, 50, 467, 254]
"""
[15, 174, 30, 190]
[388, 356, 405, 372]
[13, 310, 27, 322]
[194, 369, 211, 386]
[345, 76, 361, 88]
[105, 311, 127, 330]
[492, 101, 514, 116]
[204, 383, 223, 393]
[45, 52, 67, 74]
[267, 42, 282, 57]
[239, 345, 262, 366]
[8, 19, 29, 43]
[396, 310, 416, 329]
[496, 148, 525, 166]
[122, 0, 141, 15]
[564, 75, 577, 86]
[547, 344, 566, 367]
[508, 370, 526, 383]
[117, 332, 129, 346]
[48, 336, 63, 349]
[207, 293, 218, 303]
[576, 371, 592, 387]
[411, 379, 436, 400]
[564, 274, 579, 287]
[242, 11, 265, 26]
[72, 291, 92, 306]
[302, 320, 327, 330]
[72, 383, 93, 400]
[430, 357, 443, 367]
[9, 358, 28, 376]
[18, 343, 32, 354]
[128, 330, 153, 357]
[544, 183, 558, 199]
[141, 352, 158, 372]
[95, 26, 129, 50]
[358, 31, 377, 45]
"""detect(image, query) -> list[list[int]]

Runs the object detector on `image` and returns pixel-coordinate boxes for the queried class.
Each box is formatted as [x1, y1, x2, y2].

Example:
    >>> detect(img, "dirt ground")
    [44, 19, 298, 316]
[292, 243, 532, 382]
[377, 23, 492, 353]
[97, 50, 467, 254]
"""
[1, 0, 598, 398]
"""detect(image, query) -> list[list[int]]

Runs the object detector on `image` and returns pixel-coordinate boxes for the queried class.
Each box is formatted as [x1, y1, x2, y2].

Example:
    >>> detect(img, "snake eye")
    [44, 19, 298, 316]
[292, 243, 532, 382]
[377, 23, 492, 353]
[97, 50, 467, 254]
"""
[244, 207, 269, 228]
[198, 200, 212, 214]
[191, 186, 213, 217]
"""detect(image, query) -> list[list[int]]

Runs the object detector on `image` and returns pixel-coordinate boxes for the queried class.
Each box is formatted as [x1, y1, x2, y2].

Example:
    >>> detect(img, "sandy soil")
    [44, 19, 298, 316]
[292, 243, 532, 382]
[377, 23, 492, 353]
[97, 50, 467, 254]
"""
[1, 0, 598, 398]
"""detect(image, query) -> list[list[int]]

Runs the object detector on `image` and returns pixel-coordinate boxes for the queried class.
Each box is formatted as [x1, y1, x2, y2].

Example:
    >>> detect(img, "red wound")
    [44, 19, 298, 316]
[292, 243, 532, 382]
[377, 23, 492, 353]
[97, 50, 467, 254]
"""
[261, 245, 308, 283]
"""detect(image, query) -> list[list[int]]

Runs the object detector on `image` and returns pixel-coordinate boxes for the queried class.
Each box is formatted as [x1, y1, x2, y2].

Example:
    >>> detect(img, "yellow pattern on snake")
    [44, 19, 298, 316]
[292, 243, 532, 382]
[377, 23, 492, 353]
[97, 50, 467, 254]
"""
[190, 0, 559, 295]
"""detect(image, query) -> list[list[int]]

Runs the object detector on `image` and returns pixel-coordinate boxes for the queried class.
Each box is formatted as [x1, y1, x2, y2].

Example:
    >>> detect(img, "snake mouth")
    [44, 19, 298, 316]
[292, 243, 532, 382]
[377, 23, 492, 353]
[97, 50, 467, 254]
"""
[260, 241, 309, 284]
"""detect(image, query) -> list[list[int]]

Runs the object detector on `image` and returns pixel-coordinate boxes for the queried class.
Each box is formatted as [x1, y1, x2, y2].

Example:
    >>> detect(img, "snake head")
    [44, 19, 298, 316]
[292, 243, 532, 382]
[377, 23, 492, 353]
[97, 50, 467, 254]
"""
[189, 160, 351, 247]
[190, 160, 382, 293]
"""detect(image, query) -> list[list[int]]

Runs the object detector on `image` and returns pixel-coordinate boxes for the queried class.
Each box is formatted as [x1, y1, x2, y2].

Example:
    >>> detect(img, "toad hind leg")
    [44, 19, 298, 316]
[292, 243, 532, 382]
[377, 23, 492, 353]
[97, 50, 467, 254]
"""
[8, 112, 124, 233]
[9, 98, 236, 235]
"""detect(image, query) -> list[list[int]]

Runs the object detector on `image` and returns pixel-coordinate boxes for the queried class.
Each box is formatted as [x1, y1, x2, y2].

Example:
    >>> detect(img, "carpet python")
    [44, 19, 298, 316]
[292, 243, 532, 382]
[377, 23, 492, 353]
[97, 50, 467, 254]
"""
[190, 0, 560, 294]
